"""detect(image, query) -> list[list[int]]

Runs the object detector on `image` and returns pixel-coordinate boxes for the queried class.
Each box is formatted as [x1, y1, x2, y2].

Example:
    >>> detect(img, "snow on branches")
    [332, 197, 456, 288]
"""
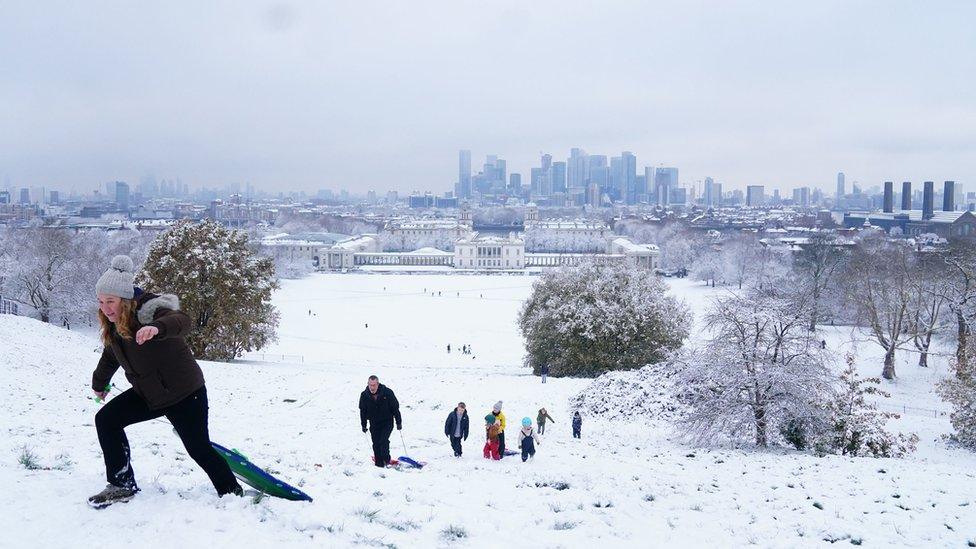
[674, 288, 831, 448]
[137, 220, 280, 361]
[518, 261, 691, 377]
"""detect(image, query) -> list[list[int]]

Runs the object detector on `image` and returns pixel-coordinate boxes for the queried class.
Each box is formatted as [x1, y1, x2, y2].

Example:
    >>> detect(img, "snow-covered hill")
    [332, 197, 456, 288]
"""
[2, 275, 974, 548]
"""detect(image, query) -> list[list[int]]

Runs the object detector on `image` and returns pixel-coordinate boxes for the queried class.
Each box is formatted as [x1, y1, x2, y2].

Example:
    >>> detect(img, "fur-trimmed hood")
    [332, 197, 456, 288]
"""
[136, 293, 180, 326]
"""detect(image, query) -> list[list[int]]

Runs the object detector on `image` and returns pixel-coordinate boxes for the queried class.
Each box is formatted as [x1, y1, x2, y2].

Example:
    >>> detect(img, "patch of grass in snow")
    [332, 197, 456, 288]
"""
[381, 518, 419, 532]
[534, 480, 570, 491]
[813, 502, 824, 510]
[353, 534, 396, 548]
[355, 507, 382, 523]
[325, 523, 344, 534]
[553, 521, 577, 531]
[440, 525, 467, 541]
[643, 494, 656, 502]
[17, 446, 41, 470]
[592, 500, 614, 508]
[52, 452, 73, 471]
[548, 503, 563, 513]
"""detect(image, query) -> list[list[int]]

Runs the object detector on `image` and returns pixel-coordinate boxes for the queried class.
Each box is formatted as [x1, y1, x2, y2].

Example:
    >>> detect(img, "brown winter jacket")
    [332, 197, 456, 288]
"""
[92, 293, 205, 411]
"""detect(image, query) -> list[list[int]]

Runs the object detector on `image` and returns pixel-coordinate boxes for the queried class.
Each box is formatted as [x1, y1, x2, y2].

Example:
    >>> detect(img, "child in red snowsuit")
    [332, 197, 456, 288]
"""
[483, 414, 501, 460]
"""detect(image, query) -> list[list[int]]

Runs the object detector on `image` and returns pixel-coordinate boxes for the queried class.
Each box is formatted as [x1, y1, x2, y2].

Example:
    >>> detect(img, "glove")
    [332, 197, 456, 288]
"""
[396, 424, 402, 431]
[362, 426, 368, 433]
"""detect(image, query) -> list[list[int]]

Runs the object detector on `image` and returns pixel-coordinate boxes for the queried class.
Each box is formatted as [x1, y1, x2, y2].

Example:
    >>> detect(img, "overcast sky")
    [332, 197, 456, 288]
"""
[1, 1, 974, 195]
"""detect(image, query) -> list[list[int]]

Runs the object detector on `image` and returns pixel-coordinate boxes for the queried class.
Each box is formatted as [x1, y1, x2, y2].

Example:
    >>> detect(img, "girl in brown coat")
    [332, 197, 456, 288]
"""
[87, 255, 242, 508]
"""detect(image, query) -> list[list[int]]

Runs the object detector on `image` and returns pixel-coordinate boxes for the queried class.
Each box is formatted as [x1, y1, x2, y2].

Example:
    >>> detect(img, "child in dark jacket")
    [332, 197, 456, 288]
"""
[444, 402, 469, 457]
[483, 414, 501, 460]
[572, 411, 582, 439]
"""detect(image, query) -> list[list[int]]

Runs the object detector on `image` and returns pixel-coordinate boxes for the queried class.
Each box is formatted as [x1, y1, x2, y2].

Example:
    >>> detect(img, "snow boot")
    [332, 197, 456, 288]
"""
[88, 484, 138, 509]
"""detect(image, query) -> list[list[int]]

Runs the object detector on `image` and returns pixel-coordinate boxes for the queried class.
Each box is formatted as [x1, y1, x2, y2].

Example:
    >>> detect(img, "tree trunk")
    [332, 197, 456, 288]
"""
[882, 344, 896, 380]
[918, 350, 928, 368]
[958, 310, 969, 376]
[753, 405, 767, 447]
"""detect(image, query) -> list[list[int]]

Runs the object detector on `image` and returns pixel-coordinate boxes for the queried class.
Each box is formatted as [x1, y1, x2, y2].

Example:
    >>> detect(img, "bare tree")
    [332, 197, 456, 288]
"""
[793, 232, 849, 331]
[941, 241, 976, 375]
[910, 252, 951, 368]
[844, 236, 917, 380]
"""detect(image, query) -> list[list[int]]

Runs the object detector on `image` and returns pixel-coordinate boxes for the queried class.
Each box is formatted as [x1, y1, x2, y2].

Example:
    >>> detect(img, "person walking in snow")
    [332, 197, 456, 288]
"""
[536, 408, 555, 435]
[88, 255, 243, 508]
[491, 401, 507, 457]
[447, 344, 451, 353]
[359, 375, 402, 467]
[518, 417, 541, 462]
[540, 363, 550, 384]
[572, 411, 582, 439]
[444, 402, 469, 457]
[483, 414, 501, 460]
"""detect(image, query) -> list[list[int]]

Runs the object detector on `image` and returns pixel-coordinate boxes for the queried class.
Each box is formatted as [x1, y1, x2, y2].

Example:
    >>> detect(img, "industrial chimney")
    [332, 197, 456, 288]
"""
[901, 181, 911, 210]
[923, 181, 934, 219]
[944, 181, 955, 212]
[883, 181, 893, 213]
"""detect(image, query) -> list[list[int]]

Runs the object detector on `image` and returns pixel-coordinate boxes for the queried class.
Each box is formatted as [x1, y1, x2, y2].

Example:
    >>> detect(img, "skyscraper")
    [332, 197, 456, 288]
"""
[654, 168, 678, 206]
[19, 188, 30, 204]
[621, 152, 637, 204]
[115, 181, 130, 212]
[836, 172, 845, 206]
[746, 185, 765, 207]
[703, 177, 715, 207]
[567, 148, 588, 191]
[458, 150, 472, 199]
[551, 162, 567, 194]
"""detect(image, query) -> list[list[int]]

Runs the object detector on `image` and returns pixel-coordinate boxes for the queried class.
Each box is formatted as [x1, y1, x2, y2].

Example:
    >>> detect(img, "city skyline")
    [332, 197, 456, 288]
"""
[1, 1, 974, 193]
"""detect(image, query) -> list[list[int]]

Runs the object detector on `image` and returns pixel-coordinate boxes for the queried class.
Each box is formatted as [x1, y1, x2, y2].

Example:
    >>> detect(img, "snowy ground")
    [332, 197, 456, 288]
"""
[2, 274, 975, 548]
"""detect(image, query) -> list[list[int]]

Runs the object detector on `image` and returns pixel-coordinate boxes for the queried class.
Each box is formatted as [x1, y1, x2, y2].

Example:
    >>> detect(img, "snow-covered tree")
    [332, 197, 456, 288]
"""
[720, 233, 760, 289]
[137, 220, 280, 361]
[2, 228, 91, 323]
[843, 236, 918, 380]
[941, 241, 976, 372]
[825, 354, 918, 457]
[676, 288, 832, 448]
[910, 253, 951, 368]
[792, 232, 849, 331]
[938, 338, 976, 450]
[518, 261, 691, 377]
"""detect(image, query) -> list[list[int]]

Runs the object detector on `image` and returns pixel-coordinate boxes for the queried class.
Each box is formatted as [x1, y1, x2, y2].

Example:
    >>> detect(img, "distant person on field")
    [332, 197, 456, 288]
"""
[359, 375, 402, 467]
[572, 411, 582, 439]
[540, 363, 550, 384]
[444, 402, 469, 457]
[536, 408, 555, 435]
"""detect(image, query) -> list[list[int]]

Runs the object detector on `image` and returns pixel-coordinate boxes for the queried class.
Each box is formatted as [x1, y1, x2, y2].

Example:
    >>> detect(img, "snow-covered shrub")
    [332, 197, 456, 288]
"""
[569, 362, 687, 421]
[518, 261, 691, 377]
[938, 344, 976, 451]
[822, 355, 918, 457]
[137, 220, 280, 361]
[675, 289, 832, 448]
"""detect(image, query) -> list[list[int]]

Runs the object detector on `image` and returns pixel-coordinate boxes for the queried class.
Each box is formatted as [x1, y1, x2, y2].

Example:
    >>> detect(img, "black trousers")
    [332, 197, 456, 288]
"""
[95, 386, 241, 495]
[370, 422, 394, 466]
[521, 437, 536, 462]
[449, 435, 463, 456]
[498, 431, 506, 456]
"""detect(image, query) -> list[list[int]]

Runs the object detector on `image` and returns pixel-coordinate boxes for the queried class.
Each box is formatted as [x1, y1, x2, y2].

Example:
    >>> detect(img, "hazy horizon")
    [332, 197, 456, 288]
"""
[2, 1, 974, 195]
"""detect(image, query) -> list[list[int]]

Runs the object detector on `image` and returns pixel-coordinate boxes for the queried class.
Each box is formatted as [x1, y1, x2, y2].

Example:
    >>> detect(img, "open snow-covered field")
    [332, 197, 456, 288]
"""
[2, 273, 975, 548]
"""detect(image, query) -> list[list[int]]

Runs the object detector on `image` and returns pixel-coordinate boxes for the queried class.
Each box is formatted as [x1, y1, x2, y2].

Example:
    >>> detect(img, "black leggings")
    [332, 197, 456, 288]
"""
[95, 386, 240, 495]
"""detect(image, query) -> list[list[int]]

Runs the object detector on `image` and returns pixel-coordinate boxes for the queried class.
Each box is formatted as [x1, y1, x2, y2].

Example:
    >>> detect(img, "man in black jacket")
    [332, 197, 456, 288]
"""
[359, 375, 402, 467]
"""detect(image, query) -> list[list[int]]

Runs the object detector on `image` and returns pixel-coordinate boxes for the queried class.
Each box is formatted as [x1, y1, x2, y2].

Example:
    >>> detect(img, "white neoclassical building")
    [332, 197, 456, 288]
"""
[454, 232, 525, 270]
[320, 234, 380, 269]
